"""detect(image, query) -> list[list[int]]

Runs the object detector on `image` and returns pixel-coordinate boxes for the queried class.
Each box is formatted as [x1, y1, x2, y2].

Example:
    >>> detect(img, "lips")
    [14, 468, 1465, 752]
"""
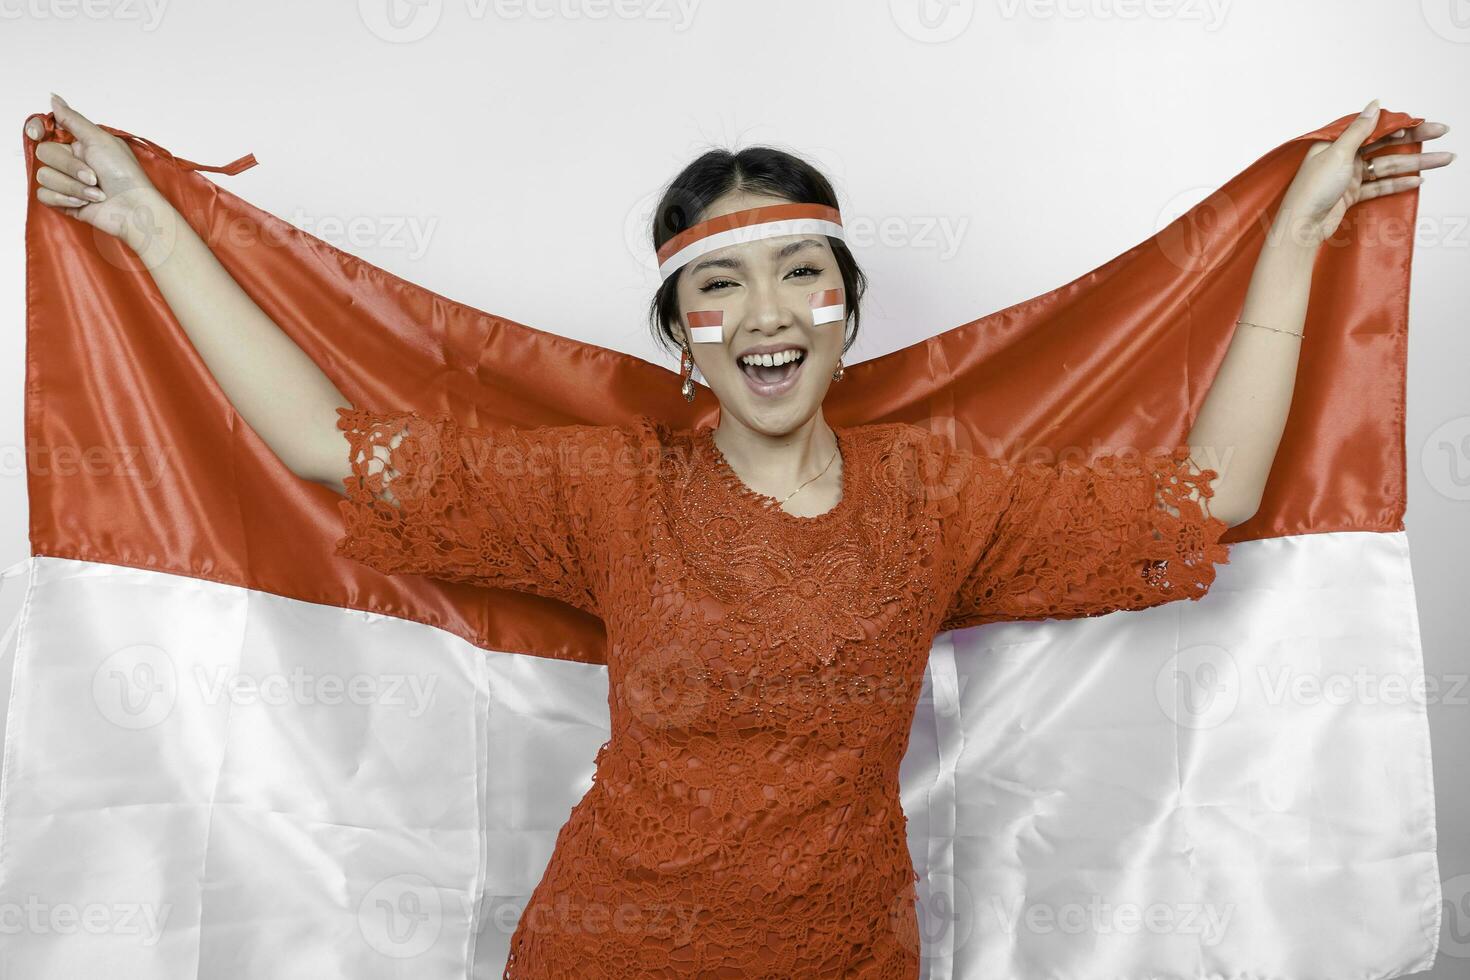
[738, 351, 806, 398]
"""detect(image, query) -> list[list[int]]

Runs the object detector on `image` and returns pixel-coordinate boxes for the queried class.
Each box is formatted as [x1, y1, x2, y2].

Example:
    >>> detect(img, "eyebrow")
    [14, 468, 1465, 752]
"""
[686, 238, 825, 276]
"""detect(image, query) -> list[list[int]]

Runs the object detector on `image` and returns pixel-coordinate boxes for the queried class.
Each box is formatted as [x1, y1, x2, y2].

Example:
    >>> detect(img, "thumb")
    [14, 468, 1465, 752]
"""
[1333, 98, 1381, 155]
[49, 93, 107, 144]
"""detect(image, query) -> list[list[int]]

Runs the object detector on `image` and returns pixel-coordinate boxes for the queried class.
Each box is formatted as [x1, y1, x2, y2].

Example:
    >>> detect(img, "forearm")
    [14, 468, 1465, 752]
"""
[1185, 206, 1320, 525]
[127, 189, 352, 485]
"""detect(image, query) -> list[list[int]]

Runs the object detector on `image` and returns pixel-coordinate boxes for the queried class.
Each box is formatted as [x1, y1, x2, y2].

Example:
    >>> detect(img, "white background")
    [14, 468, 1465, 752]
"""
[0, 1, 1466, 973]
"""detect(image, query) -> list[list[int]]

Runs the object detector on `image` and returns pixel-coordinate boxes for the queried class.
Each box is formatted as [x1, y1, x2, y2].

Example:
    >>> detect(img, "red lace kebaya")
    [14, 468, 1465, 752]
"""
[333, 406, 1231, 979]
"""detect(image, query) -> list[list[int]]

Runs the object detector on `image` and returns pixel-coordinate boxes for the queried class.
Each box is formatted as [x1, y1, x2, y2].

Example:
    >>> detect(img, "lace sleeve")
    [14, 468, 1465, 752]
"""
[939, 444, 1231, 632]
[332, 406, 620, 617]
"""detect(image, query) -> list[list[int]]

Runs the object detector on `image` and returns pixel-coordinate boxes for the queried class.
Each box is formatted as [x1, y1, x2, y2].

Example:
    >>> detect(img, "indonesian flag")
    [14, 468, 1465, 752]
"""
[0, 107, 1440, 979]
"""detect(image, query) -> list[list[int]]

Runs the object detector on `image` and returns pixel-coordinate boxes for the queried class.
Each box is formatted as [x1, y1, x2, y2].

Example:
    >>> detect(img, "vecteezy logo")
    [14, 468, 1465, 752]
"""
[1153, 185, 1240, 276]
[1421, 0, 1470, 43]
[92, 643, 178, 730]
[358, 0, 444, 42]
[1422, 415, 1470, 501]
[889, 0, 976, 42]
[1426, 871, 1464, 957]
[623, 186, 664, 277]
[1154, 642, 1240, 730]
[358, 873, 443, 958]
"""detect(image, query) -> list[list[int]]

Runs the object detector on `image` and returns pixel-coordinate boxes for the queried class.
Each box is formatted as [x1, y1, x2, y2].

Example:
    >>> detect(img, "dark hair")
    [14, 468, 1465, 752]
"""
[646, 145, 866, 360]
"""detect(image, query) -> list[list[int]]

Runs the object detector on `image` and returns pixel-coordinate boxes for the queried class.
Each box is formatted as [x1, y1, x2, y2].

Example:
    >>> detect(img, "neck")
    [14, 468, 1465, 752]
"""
[711, 413, 841, 501]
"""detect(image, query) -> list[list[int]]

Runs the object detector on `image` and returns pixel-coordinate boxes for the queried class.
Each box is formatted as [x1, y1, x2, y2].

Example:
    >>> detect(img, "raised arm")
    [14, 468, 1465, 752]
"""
[28, 95, 353, 493]
[1183, 99, 1453, 524]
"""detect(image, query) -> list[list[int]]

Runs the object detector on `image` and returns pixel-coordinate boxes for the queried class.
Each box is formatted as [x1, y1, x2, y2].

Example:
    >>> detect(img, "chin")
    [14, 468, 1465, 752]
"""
[717, 392, 828, 437]
[705, 346, 840, 432]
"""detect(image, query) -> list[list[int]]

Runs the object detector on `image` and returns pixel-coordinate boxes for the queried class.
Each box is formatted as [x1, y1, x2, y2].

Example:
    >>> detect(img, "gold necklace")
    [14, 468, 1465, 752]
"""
[778, 440, 840, 506]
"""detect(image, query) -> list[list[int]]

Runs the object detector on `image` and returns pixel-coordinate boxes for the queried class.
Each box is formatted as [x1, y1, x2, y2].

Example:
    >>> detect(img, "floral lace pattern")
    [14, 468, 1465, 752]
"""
[333, 407, 1232, 978]
[938, 443, 1232, 631]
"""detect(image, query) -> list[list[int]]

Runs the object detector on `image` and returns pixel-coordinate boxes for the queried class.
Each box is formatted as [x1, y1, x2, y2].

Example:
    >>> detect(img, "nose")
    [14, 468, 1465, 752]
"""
[739, 276, 798, 337]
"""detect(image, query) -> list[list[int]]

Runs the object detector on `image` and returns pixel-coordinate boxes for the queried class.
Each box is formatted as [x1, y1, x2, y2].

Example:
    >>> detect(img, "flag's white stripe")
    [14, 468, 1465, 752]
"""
[657, 218, 846, 280]
[810, 302, 845, 325]
[0, 534, 1440, 979]
[0, 557, 605, 978]
[925, 529, 1440, 980]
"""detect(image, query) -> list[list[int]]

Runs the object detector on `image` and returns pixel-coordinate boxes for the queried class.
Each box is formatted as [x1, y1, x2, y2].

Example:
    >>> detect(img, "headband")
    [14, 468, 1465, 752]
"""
[657, 203, 845, 281]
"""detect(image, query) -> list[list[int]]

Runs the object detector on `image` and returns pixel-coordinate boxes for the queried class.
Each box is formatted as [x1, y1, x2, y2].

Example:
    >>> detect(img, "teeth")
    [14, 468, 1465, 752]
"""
[739, 349, 804, 368]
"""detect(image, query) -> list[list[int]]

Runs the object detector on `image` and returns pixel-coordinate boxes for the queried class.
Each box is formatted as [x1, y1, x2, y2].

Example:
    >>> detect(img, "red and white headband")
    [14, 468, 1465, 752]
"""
[656, 202, 845, 282]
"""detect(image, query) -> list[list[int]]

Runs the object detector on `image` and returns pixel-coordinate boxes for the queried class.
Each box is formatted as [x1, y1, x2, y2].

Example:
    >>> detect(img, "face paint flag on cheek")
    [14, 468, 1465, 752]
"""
[686, 310, 724, 344]
[809, 287, 846, 326]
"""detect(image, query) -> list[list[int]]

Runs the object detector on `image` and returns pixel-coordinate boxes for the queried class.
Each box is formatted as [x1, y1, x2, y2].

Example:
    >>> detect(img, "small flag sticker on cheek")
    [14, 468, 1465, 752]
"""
[809, 288, 846, 326]
[686, 310, 724, 344]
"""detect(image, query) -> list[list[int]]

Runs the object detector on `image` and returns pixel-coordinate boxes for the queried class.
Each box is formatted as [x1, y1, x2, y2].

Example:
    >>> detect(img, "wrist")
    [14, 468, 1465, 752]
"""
[1267, 205, 1327, 254]
[121, 188, 180, 262]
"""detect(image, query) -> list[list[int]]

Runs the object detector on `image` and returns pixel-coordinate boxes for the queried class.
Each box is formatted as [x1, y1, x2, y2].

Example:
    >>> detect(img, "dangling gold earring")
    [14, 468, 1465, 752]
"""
[832, 359, 845, 382]
[680, 342, 696, 402]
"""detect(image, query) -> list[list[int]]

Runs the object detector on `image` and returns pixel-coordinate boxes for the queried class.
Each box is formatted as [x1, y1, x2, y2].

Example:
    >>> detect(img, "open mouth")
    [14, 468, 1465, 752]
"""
[737, 348, 807, 396]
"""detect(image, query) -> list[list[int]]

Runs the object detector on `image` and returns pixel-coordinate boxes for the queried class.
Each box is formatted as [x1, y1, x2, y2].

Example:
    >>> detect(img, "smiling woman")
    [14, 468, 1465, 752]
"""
[643, 150, 870, 511]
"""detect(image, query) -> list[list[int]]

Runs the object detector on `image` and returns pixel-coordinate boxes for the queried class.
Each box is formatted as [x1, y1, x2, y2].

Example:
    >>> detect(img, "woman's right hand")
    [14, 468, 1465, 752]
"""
[25, 93, 165, 251]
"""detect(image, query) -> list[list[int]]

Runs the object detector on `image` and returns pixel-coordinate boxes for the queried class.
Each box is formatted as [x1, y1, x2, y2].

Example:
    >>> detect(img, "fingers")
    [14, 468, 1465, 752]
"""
[37, 164, 106, 204]
[1363, 150, 1456, 180]
[23, 116, 45, 141]
[48, 92, 108, 145]
[36, 140, 98, 187]
[1399, 120, 1450, 143]
[1361, 128, 1408, 153]
[1364, 120, 1451, 152]
[1356, 174, 1424, 202]
[35, 184, 88, 212]
[1333, 98, 1382, 155]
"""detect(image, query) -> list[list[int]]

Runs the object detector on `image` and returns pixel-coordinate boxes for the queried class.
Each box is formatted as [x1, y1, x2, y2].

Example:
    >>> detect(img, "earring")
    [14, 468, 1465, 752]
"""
[832, 359, 845, 382]
[680, 343, 696, 402]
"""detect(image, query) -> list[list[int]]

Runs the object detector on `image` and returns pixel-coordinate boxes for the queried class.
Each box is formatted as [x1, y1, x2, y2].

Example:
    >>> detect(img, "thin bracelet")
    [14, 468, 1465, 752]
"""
[1238, 318, 1304, 339]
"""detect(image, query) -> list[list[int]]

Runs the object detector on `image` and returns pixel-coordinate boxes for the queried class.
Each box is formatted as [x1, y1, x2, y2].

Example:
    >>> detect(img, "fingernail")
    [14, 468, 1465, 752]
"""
[79, 169, 97, 185]
[84, 187, 106, 202]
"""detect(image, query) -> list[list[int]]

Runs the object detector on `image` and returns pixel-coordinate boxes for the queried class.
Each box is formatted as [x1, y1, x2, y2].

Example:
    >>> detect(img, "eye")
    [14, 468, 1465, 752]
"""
[698, 278, 737, 293]
[788, 264, 823, 279]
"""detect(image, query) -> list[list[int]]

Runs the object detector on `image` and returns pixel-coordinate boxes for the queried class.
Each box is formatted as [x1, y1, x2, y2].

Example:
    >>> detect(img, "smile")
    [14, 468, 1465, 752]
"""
[736, 345, 807, 398]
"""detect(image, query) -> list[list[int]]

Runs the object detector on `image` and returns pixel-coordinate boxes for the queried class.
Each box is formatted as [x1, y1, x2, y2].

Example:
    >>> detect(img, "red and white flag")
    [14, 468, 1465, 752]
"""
[0, 108, 1441, 979]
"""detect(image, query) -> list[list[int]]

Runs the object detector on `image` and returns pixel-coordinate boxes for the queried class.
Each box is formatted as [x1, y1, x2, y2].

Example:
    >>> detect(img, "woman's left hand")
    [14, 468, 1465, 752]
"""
[1279, 99, 1455, 247]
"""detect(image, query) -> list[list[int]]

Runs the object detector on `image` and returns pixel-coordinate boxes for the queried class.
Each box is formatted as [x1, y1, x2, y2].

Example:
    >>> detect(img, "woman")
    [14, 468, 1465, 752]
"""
[26, 94, 1453, 978]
